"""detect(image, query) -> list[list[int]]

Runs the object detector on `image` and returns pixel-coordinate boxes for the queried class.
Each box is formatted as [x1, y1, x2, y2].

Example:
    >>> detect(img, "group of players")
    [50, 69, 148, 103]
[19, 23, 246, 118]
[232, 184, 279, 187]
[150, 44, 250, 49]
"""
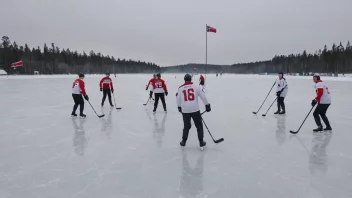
[270, 72, 332, 132]
[70, 71, 332, 150]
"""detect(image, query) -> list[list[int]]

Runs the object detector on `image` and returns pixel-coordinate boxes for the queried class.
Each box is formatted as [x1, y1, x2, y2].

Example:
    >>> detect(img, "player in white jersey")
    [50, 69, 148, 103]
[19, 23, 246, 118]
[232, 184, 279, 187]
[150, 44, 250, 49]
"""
[176, 74, 211, 149]
[311, 75, 332, 132]
[274, 72, 288, 114]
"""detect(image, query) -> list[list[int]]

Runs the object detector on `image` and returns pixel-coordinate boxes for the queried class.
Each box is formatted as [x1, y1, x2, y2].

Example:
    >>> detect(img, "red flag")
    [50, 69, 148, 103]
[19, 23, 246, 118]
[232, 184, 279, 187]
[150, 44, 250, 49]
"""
[206, 25, 217, 33]
[11, 60, 23, 68]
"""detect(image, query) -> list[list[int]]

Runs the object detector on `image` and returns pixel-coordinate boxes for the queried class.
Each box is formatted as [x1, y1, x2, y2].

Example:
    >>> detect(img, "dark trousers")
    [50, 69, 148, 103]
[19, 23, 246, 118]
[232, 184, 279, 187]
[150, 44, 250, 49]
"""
[313, 104, 331, 127]
[154, 93, 166, 111]
[102, 89, 113, 106]
[182, 111, 204, 142]
[200, 80, 204, 86]
[277, 97, 285, 111]
[72, 94, 84, 114]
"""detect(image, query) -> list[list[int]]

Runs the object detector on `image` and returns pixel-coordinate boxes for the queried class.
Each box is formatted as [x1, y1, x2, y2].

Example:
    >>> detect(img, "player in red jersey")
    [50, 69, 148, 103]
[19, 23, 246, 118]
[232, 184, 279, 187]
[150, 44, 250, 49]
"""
[71, 73, 89, 117]
[147, 73, 168, 112]
[199, 74, 205, 86]
[176, 74, 211, 150]
[100, 73, 114, 107]
[146, 74, 156, 100]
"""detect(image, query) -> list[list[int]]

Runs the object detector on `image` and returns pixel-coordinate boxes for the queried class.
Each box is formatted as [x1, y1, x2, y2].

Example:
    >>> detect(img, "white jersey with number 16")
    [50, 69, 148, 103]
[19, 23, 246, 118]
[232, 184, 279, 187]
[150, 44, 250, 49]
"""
[176, 82, 209, 113]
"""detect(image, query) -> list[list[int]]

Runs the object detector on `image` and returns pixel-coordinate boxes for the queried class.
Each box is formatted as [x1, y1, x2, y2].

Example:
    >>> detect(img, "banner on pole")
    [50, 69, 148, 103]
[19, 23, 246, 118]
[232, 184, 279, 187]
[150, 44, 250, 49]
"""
[206, 25, 217, 33]
[11, 60, 23, 68]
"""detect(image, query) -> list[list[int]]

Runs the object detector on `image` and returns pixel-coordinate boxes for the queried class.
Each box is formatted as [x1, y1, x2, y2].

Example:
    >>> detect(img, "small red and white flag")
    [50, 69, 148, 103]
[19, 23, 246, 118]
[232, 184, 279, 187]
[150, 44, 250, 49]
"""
[11, 60, 23, 68]
[206, 25, 217, 33]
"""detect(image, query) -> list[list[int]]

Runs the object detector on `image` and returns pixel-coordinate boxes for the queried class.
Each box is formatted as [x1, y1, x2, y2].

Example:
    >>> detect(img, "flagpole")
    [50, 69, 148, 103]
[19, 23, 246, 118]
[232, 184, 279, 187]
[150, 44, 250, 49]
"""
[205, 24, 207, 79]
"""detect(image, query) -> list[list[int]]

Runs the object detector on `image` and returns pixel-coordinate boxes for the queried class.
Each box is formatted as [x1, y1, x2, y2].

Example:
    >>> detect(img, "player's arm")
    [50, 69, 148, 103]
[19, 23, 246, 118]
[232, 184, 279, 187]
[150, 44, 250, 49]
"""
[100, 78, 104, 88]
[279, 79, 286, 92]
[79, 80, 87, 96]
[146, 79, 152, 90]
[315, 85, 324, 103]
[176, 88, 181, 107]
[109, 78, 114, 89]
[197, 85, 209, 105]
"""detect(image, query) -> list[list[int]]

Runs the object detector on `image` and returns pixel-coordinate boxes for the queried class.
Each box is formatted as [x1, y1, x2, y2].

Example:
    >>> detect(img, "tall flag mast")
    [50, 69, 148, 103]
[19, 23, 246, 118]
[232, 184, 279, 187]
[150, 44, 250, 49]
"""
[205, 25, 217, 78]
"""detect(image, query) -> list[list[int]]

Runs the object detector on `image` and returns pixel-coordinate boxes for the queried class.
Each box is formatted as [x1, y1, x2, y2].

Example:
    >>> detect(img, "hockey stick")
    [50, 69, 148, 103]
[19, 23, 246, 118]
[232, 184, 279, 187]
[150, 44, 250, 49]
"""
[290, 106, 315, 134]
[201, 111, 224, 144]
[87, 100, 105, 118]
[112, 92, 122, 110]
[143, 97, 150, 106]
[262, 98, 277, 116]
[253, 80, 276, 114]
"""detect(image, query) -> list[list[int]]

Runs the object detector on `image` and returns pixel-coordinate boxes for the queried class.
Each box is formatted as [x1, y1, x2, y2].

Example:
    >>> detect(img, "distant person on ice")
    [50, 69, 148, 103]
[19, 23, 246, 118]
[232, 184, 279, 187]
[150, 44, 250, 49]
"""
[311, 75, 332, 132]
[100, 73, 114, 107]
[199, 74, 205, 86]
[147, 73, 168, 113]
[274, 72, 288, 115]
[71, 73, 89, 118]
[177, 74, 211, 149]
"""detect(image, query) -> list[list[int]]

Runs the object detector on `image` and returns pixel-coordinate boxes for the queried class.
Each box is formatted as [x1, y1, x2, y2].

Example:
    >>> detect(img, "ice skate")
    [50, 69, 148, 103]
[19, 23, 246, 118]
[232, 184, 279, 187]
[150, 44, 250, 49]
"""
[313, 125, 323, 132]
[279, 110, 285, 115]
[274, 110, 280, 114]
[323, 126, 332, 131]
[180, 140, 186, 148]
[200, 141, 206, 151]
[71, 112, 77, 117]
[79, 113, 86, 118]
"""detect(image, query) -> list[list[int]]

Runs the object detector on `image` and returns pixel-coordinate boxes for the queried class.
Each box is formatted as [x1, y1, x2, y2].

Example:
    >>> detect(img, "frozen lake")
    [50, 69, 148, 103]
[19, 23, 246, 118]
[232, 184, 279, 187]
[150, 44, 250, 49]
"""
[0, 74, 351, 198]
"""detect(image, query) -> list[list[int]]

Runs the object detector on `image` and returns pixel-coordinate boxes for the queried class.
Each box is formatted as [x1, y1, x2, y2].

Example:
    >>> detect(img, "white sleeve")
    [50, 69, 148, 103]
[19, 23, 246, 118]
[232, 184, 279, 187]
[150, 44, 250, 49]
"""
[176, 88, 182, 107]
[281, 79, 287, 91]
[197, 85, 209, 105]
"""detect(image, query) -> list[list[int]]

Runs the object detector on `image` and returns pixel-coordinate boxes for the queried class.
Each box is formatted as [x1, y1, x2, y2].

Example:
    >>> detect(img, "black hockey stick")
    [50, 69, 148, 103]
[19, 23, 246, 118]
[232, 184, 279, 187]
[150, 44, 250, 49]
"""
[253, 80, 276, 114]
[87, 100, 105, 118]
[201, 111, 224, 144]
[262, 98, 277, 116]
[112, 93, 122, 110]
[290, 106, 315, 134]
[143, 97, 150, 106]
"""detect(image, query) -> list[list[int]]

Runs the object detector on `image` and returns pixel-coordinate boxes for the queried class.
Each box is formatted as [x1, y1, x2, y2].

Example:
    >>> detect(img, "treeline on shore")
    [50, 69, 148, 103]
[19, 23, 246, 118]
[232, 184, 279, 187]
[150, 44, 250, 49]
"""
[1, 35, 351, 75]
[0, 36, 160, 74]
[162, 41, 352, 75]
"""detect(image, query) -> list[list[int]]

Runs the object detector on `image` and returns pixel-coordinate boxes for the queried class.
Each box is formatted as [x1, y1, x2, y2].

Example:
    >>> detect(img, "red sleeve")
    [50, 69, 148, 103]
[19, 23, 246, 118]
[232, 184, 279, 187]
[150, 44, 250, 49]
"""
[109, 78, 113, 89]
[147, 79, 153, 88]
[163, 80, 167, 92]
[99, 78, 104, 88]
[79, 80, 87, 96]
[315, 88, 323, 103]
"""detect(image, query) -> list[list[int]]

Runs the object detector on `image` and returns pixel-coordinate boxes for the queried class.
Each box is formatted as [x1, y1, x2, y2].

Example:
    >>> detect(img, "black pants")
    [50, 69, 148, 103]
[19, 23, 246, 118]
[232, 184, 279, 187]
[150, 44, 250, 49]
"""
[102, 89, 113, 106]
[277, 97, 285, 112]
[313, 104, 331, 127]
[200, 80, 204, 86]
[72, 94, 84, 114]
[182, 111, 204, 142]
[154, 93, 166, 111]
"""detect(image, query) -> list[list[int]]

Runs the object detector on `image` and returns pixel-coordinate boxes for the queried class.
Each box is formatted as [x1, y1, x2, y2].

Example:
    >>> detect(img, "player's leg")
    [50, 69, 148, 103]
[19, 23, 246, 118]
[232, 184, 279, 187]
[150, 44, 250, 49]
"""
[192, 111, 205, 146]
[313, 104, 323, 131]
[79, 94, 85, 117]
[319, 104, 332, 130]
[107, 89, 113, 106]
[181, 113, 192, 146]
[72, 94, 79, 116]
[153, 93, 160, 112]
[279, 97, 286, 114]
[101, 89, 107, 106]
[160, 93, 166, 111]
[274, 98, 281, 114]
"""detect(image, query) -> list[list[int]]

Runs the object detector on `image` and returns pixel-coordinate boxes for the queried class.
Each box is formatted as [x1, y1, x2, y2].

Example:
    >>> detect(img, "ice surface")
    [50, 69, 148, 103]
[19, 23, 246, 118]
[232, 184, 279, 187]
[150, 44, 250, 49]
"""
[0, 74, 351, 198]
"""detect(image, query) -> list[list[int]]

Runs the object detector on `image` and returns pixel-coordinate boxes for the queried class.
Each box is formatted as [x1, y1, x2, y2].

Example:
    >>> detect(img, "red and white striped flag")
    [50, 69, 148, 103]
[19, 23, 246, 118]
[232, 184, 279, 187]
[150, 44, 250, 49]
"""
[11, 60, 23, 68]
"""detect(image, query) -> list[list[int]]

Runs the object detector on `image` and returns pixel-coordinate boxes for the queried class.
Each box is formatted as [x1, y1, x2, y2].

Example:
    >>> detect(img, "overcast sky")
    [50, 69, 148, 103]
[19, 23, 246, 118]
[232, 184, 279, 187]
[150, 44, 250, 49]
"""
[1, 0, 351, 66]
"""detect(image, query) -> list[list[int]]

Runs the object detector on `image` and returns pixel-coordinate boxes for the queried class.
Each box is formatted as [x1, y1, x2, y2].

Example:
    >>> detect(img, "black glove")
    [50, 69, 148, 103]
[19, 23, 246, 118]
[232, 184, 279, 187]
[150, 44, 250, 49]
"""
[111, 88, 114, 93]
[205, 104, 211, 112]
[149, 91, 153, 98]
[84, 95, 89, 101]
[178, 107, 182, 113]
[311, 99, 317, 107]
[146, 86, 148, 91]
[276, 91, 281, 97]
[165, 91, 168, 96]
[100, 88, 103, 92]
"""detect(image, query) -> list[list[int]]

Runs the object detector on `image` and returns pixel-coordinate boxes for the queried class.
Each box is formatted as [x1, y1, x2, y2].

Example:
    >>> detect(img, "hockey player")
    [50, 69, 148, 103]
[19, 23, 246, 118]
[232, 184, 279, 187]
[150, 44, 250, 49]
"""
[71, 73, 89, 117]
[177, 74, 211, 150]
[199, 74, 205, 86]
[100, 73, 114, 107]
[311, 75, 332, 132]
[274, 72, 288, 114]
[147, 73, 168, 112]
[146, 74, 156, 101]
